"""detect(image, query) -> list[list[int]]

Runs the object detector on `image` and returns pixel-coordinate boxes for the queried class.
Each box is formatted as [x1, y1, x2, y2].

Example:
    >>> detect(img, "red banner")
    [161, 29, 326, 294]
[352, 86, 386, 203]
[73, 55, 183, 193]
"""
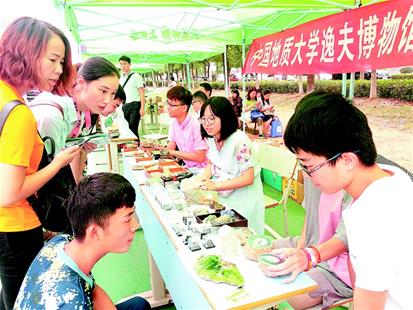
[242, 0, 413, 75]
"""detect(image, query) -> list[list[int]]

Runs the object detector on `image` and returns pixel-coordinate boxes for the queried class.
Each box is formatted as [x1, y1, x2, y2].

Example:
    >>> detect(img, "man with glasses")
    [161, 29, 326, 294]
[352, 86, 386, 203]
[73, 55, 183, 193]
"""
[265, 179, 353, 309]
[165, 86, 207, 168]
[280, 91, 412, 309]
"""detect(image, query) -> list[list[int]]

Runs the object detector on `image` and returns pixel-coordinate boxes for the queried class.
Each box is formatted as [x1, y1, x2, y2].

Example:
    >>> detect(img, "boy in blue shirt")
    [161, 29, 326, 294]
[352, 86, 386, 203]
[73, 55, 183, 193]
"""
[14, 173, 150, 310]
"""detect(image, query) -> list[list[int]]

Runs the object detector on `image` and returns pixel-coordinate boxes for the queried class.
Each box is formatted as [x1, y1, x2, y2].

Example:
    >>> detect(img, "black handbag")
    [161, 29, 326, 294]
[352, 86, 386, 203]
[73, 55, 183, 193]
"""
[27, 136, 75, 233]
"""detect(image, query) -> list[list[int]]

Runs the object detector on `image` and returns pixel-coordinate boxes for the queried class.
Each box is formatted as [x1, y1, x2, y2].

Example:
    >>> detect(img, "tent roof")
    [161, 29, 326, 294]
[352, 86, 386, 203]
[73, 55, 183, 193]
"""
[59, 0, 385, 72]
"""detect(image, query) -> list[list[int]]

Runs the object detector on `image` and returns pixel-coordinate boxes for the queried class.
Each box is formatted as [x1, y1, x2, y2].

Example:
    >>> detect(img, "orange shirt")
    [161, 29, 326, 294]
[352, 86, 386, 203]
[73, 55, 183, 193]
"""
[0, 80, 42, 232]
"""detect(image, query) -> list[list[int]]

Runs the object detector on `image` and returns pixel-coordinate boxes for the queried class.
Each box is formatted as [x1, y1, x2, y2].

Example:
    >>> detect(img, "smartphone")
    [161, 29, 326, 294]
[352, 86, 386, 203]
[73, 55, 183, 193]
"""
[73, 136, 94, 147]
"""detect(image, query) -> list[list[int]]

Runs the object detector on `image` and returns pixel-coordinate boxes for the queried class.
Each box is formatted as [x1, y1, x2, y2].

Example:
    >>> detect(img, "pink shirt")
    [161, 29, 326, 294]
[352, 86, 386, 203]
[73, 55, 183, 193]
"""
[168, 113, 208, 168]
[318, 191, 351, 287]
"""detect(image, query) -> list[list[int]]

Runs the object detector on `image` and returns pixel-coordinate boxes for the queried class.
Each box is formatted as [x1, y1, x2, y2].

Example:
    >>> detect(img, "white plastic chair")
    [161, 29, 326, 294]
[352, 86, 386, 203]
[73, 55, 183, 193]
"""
[255, 142, 298, 237]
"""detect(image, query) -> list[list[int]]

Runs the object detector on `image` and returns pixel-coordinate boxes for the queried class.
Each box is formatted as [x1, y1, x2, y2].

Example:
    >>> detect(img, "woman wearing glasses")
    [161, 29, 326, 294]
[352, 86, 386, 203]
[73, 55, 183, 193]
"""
[198, 97, 264, 234]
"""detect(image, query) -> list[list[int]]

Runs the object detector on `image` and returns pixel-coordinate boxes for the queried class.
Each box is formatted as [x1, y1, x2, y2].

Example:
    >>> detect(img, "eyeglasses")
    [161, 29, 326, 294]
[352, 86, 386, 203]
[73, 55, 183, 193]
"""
[192, 100, 202, 105]
[297, 153, 342, 177]
[296, 150, 360, 177]
[167, 99, 185, 108]
[199, 116, 216, 125]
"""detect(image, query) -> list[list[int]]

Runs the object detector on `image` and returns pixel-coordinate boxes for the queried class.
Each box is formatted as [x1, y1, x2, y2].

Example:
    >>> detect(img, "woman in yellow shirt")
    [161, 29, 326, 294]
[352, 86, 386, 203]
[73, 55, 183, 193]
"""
[0, 17, 79, 309]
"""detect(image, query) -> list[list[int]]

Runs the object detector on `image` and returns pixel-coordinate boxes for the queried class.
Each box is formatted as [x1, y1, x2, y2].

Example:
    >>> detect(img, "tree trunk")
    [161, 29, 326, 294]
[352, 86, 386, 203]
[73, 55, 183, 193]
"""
[181, 65, 185, 85]
[167, 64, 171, 84]
[255, 73, 260, 89]
[190, 63, 195, 89]
[307, 74, 315, 93]
[222, 49, 230, 89]
[298, 75, 304, 94]
[370, 70, 377, 99]
[222, 53, 226, 84]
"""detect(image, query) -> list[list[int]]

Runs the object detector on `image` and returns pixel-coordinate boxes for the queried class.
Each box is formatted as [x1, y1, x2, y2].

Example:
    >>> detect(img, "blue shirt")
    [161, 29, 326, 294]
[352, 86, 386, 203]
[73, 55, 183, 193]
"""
[14, 235, 95, 309]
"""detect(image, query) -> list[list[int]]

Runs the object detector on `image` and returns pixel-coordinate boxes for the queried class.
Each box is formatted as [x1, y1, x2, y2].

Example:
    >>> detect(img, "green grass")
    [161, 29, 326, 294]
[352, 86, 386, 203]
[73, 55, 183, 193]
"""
[263, 183, 305, 238]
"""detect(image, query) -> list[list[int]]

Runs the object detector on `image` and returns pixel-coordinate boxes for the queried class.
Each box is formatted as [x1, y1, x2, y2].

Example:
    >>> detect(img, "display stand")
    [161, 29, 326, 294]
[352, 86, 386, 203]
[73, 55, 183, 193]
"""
[101, 109, 138, 173]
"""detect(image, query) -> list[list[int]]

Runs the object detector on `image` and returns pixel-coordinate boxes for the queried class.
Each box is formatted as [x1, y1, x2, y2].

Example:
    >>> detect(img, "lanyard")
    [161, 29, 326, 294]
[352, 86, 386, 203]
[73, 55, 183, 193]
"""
[69, 103, 91, 138]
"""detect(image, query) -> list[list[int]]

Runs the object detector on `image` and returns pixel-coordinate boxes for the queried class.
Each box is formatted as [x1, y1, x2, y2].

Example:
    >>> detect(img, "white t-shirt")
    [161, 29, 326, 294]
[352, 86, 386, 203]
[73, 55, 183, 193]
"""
[343, 164, 413, 309]
[120, 71, 144, 103]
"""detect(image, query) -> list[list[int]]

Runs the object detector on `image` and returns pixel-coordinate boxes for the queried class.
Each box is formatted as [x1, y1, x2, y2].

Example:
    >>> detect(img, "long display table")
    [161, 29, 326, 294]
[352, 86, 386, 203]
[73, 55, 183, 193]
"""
[122, 154, 317, 309]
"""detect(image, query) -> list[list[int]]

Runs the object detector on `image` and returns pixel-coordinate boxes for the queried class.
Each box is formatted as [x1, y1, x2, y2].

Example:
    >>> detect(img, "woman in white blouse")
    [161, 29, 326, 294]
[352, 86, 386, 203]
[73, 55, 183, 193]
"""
[199, 96, 264, 234]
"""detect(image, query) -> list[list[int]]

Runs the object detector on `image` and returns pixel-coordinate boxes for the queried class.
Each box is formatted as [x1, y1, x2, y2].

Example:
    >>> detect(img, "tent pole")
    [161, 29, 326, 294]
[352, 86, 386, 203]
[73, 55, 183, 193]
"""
[341, 73, 347, 97]
[349, 1, 360, 100]
[349, 72, 355, 100]
[186, 62, 191, 91]
[224, 47, 229, 98]
[242, 29, 246, 132]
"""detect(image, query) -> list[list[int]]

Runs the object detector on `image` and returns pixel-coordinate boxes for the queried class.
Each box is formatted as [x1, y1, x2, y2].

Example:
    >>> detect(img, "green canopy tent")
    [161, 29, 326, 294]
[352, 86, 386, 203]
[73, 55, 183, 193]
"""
[57, 0, 385, 89]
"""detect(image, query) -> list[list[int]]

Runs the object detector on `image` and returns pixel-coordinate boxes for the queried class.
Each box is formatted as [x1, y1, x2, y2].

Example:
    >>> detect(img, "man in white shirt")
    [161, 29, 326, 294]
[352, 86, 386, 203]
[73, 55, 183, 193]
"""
[283, 91, 413, 310]
[119, 55, 145, 141]
[168, 76, 177, 88]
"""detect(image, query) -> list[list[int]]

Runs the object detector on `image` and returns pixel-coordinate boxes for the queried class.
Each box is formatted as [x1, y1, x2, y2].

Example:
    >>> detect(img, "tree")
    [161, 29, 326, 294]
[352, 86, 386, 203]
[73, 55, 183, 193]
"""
[192, 44, 249, 81]
[307, 74, 315, 93]
[298, 75, 304, 94]
[192, 61, 205, 78]
[226, 45, 243, 68]
[370, 69, 377, 98]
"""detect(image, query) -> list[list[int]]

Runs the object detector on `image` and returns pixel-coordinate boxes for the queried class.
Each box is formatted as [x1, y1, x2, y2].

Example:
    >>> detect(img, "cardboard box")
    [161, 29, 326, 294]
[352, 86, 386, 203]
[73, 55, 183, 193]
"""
[282, 177, 298, 201]
[295, 182, 304, 204]
[282, 177, 304, 205]
[297, 170, 304, 184]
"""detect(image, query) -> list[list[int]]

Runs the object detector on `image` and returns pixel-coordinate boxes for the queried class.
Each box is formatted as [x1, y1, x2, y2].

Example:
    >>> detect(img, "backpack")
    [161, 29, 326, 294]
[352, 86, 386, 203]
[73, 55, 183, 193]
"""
[0, 100, 74, 233]
[27, 135, 75, 233]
